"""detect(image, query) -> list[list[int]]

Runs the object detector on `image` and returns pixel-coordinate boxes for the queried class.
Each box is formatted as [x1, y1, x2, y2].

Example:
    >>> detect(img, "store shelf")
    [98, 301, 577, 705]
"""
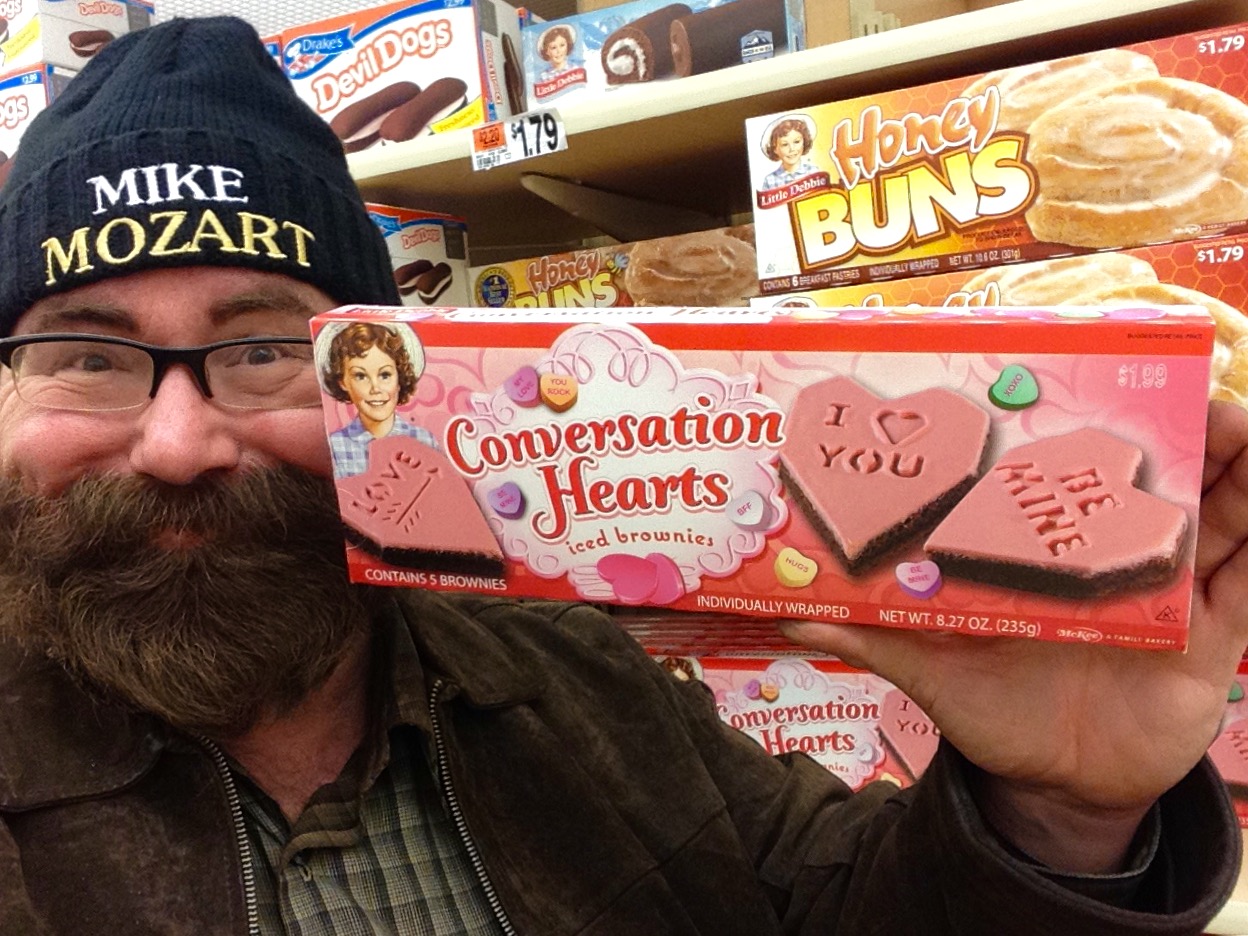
[350, 0, 1248, 257]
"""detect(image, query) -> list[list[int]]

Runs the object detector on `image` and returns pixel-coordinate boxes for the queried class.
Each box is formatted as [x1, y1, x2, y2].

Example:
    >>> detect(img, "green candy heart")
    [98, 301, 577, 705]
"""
[1231, 681, 1245, 703]
[988, 364, 1039, 411]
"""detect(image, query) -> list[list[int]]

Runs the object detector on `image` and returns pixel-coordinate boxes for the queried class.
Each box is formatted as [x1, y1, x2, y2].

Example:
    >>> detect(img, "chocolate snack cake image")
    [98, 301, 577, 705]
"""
[671, 0, 788, 77]
[601, 3, 691, 84]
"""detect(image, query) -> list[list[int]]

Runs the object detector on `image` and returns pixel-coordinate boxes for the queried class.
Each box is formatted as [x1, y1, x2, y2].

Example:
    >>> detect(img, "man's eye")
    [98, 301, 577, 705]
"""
[77, 353, 115, 373]
[242, 346, 278, 366]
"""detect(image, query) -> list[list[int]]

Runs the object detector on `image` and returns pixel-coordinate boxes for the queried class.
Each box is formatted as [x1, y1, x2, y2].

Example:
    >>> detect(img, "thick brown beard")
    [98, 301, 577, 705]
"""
[0, 467, 375, 738]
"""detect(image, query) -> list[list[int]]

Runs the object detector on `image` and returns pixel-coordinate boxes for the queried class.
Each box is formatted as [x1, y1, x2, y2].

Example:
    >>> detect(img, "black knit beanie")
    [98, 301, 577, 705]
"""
[0, 16, 401, 336]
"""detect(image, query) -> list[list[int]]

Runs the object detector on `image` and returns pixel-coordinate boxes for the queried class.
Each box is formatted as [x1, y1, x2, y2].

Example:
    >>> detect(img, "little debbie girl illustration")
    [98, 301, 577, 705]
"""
[318, 321, 438, 479]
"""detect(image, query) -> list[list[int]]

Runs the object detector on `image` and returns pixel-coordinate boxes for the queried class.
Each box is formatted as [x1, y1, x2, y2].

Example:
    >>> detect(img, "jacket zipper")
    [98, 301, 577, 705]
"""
[200, 737, 262, 936]
[429, 678, 518, 936]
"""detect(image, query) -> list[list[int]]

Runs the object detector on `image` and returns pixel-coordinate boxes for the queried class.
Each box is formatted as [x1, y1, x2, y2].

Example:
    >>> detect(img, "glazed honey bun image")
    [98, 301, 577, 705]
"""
[964, 256, 1248, 408]
[959, 253, 1159, 307]
[961, 49, 1159, 133]
[1076, 282, 1248, 409]
[1025, 77, 1248, 248]
[622, 226, 758, 306]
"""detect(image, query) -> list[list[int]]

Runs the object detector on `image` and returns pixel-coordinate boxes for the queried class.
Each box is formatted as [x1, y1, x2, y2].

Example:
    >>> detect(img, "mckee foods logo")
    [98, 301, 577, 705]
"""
[445, 323, 788, 606]
[790, 86, 1038, 270]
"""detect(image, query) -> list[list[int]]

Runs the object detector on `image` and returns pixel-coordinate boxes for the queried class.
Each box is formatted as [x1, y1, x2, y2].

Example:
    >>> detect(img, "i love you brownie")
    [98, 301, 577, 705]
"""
[779, 376, 990, 574]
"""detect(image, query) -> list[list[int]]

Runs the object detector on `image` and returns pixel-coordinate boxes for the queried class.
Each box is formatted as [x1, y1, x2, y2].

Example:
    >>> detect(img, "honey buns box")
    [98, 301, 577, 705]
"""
[750, 233, 1248, 410]
[746, 21, 1248, 294]
[280, 0, 527, 155]
[311, 304, 1212, 651]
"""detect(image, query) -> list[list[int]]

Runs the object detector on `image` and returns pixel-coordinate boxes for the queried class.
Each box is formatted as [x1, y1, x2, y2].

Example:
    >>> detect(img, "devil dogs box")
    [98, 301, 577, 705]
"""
[311, 303, 1212, 651]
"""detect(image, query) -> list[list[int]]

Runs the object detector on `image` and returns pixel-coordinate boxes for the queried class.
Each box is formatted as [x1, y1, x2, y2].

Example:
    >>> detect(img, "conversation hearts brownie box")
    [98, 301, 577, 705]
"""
[746, 21, 1248, 294]
[647, 655, 933, 790]
[1211, 663, 1248, 827]
[310, 304, 1213, 650]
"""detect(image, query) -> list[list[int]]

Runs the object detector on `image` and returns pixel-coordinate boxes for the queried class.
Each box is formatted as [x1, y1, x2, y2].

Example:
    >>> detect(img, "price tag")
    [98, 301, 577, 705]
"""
[471, 108, 567, 171]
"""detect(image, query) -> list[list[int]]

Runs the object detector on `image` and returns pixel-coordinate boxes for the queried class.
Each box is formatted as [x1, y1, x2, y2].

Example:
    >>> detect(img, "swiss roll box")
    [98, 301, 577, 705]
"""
[311, 304, 1212, 651]
[281, 0, 527, 155]
[747, 21, 1248, 294]
[522, 0, 804, 105]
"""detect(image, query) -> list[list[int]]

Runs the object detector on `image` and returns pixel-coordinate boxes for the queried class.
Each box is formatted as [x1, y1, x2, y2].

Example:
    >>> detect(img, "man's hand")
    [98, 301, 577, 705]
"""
[783, 401, 1248, 873]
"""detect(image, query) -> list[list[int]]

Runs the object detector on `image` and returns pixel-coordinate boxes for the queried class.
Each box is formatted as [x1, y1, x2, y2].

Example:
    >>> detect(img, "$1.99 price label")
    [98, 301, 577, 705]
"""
[472, 108, 567, 172]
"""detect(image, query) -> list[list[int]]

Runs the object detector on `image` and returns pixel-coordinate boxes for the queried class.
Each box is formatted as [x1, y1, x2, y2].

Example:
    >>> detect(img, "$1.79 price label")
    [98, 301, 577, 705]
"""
[472, 108, 567, 171]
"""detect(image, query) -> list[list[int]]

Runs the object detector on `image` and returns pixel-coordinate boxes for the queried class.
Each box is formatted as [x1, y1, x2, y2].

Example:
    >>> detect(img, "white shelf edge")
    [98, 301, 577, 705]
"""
[347, 0, 1204, 182]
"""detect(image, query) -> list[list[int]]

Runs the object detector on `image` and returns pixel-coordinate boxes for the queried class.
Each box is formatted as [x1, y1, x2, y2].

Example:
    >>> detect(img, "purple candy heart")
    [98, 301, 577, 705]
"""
[503, 366, 540, 407]
[488, 482, 526, 519]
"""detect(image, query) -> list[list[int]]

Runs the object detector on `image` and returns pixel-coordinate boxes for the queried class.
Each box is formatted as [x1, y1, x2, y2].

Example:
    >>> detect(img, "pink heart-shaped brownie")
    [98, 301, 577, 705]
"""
[924, 428, 1188, 598]
[337, 436, 504, 574]
[779, 376, 990, 573]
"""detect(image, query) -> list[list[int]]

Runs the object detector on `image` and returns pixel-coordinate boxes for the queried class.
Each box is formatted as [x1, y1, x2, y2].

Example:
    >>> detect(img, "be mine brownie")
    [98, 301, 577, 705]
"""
[336, 435, 505, 575]
[779, 376, 990, 574]
[924, 428, 1188, 598]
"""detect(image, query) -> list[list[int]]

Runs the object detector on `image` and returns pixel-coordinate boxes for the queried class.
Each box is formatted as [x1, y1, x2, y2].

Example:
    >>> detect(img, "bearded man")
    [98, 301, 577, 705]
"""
[0, 16, 1242, 936]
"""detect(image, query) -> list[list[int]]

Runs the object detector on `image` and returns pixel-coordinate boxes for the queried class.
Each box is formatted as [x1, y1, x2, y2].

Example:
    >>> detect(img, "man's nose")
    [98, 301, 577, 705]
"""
[128, 365, 242, 483]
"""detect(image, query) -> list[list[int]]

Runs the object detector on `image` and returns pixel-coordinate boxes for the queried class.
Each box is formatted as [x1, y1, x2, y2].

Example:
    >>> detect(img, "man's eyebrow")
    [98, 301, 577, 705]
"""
[23, 305, 136, 334]
[208, 289, 318, 327]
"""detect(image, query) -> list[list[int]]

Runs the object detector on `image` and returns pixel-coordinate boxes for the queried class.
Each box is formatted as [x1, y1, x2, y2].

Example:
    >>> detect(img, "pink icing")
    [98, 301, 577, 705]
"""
[336, 436, 503, 564]
[1210, 718, 1248, 788]
[924, 428, 1188, 579]
[878, 689, 939, 781]
[779, 376, 990, 567]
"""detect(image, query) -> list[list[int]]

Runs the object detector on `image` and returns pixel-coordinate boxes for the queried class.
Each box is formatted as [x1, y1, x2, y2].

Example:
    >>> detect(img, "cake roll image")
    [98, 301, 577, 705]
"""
[601, 4, 691, 84]
[671, 0, 788, 78]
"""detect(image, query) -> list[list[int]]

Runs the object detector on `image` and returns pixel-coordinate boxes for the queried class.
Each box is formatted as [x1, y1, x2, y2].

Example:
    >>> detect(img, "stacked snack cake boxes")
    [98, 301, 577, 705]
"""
[281, 0, 527, 155]
[639, 652, 937, 791]
[749, 233, 1248, 410]
[0, 0, 151, 72]
[0, 61, 72, 186]
[310, 303, 1212, 651]
[745, 21, 1248, 294]
[523, 0, 804, 105]
[470, 225, 758, 308]
[367, 202, 470, 308]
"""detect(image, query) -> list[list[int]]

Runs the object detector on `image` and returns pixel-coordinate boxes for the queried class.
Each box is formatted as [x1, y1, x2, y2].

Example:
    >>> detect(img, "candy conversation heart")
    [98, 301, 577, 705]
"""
[924, 428, 1188, 598]
[779, 376, 990, 574]
[337, 436, 505, 575]
[988, 365, 1039, 410]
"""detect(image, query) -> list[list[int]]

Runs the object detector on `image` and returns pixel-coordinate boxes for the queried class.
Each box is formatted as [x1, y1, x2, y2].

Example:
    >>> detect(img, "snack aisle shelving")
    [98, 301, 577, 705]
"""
[348, 0, 1248, 930]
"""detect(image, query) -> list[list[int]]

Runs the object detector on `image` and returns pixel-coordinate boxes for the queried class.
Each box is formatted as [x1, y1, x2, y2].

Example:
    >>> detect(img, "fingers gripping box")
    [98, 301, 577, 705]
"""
[747, 22, 1248, 294]
[310, 305, 1212, 650]
[282, 0, 525, 155]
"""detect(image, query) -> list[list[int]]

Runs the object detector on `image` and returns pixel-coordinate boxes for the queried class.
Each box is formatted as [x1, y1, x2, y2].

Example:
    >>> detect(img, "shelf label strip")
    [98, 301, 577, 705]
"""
[472, 107, 567, 172]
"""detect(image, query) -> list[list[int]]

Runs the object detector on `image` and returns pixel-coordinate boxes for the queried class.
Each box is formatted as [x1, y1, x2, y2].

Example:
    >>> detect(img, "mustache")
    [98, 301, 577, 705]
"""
[0, 468, 347, 577]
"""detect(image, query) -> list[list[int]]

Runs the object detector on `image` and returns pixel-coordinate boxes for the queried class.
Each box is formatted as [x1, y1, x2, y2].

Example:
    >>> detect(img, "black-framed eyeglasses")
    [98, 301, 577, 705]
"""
[0, 333, 320, 412]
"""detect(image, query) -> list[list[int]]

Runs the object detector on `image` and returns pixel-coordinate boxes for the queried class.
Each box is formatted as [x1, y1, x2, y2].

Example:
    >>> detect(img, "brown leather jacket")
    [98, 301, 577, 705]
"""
[0, 593, 1238, 935]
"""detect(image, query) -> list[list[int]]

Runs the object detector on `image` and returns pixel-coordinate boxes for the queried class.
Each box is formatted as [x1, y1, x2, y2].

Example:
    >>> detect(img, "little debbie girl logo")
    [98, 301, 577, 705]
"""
[444, 324, 788, 604]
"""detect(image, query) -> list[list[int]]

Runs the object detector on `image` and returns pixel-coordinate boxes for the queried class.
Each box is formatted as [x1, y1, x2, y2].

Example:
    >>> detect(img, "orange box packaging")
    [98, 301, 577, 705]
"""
[470, 225, 758, 308]
[310, 304, 1212, 650]
[746, 21, 1248, 293]
[750, 233, 1248, 408]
